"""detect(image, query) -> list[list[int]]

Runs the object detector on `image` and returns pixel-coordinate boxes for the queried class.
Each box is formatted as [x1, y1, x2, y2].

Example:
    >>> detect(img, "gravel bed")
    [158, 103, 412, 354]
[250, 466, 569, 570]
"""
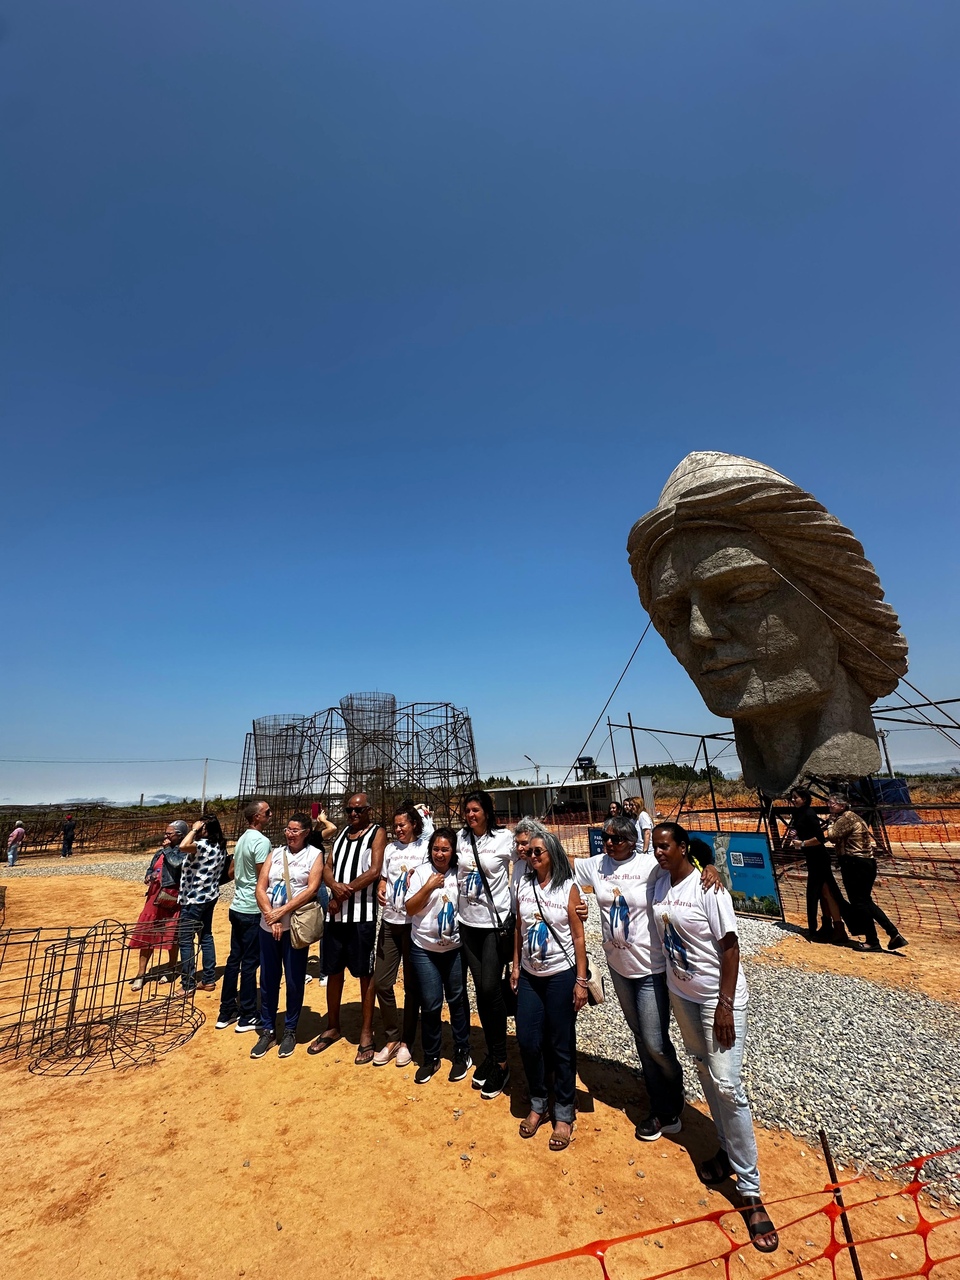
[577, 896, 960, 1198]
[0, 860, 151, 882]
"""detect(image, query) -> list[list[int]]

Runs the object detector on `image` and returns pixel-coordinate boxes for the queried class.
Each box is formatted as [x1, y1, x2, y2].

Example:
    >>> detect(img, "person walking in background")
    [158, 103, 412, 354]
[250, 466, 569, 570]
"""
[61, 814, 76, 858]
[127, 820, 188, 990]
[457, 789, 515, 1100]
[251, 813, 325, 1060]
[511, 831, 588, 1152]
[786, 787, 848, 945]
[650, 821, 778, 1255]
[404, 827, 472, 1085]
[217, 799, 272, 1032]
[372, 803, 429, 1067]
[6, 819, 26, 866]
[310, 794, 386, 1061]
[824, 793, 907, 953]
[178, 815, 229, 994]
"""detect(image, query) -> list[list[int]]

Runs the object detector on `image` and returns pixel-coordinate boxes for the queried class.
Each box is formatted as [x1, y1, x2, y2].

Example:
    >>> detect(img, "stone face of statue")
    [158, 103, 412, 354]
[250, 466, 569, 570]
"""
[648, 530, 840, 720]
[629, 451, 908, 796]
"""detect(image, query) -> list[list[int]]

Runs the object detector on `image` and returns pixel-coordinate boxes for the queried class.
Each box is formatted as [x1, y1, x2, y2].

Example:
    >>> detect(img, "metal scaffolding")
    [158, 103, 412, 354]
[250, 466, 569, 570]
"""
[237, 692, 478, 835]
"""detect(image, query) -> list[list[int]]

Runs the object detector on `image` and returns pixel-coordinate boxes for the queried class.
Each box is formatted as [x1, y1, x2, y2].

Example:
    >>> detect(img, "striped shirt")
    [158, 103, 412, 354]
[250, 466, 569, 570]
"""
[326, 824, 382, 924]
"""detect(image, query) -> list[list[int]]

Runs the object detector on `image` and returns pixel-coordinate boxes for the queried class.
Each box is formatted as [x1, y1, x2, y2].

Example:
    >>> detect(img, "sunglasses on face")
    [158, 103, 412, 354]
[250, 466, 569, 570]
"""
[345, 806, 368, 814]
[601, 833, 628, 843]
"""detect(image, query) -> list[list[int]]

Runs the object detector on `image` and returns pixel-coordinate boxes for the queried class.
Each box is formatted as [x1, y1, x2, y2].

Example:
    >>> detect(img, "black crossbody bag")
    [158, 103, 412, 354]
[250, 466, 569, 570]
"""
[469, 831, 516, 963]
[530, 879, 604, 1006]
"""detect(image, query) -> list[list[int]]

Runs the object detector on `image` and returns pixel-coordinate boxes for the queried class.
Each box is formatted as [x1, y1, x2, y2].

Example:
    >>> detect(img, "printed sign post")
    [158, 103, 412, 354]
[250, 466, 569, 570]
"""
[587, 828, 605, 858]
[687, 830, 783, 920]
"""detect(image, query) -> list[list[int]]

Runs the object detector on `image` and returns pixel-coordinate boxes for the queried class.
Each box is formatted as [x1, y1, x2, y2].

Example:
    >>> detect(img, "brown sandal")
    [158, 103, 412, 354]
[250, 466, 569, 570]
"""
[519, 1111, 548, 1139]
[549, 1122, 573, 1151]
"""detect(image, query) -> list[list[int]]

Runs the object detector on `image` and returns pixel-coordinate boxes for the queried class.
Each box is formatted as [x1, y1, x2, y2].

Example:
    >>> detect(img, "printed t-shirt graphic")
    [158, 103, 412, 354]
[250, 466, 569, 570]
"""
[515, 876, 576, 976]
[650, 870, 748, 1007]
[381, 835, 429, 925]
[574, 849, 665, 978]
[260, 845, 318, 934]
[456, 827, 514, 927]
[408, 864, 462, 952]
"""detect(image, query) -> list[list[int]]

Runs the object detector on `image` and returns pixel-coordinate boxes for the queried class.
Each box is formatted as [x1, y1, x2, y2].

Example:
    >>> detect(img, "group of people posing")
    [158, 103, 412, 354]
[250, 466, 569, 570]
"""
[128, 789, 778, 1253]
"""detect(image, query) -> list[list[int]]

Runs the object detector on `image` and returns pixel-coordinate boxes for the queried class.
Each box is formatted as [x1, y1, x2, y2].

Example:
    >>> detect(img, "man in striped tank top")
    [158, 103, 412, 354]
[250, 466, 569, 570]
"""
[309, 794, 387, 1063]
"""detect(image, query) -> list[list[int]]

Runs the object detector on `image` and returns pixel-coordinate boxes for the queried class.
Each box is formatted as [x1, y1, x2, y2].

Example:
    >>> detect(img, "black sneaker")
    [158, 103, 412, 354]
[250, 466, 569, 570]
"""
[215, 1012, 239, 1030]
[448, 1051, 473, 1083]
[415, 1058, 442, 1085]
[235, 1016, 260, 1034]
[889, 932, 909, 951]
[278, 1031, 296, 1059]
[472, 1054, 494, 1090]
[480, 1061, 510, 1100]
[636, 1114, 683, 1142]
[250, 1032, 275, 1060]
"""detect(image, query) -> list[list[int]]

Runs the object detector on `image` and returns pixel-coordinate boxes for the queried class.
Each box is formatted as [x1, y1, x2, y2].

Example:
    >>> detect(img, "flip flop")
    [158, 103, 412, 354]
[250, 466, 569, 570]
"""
[740, 1197, 779, 1254]
[549, 1122, 573, 1151]
[354, 1042, 376, 1066]
[307, 1031, 342, 1056]
[519, 1111, 548, 1139]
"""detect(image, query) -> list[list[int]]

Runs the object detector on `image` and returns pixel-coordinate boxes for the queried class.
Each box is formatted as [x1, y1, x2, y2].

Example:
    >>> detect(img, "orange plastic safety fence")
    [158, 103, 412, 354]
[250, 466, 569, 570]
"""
[454, 1146, 960, 1280]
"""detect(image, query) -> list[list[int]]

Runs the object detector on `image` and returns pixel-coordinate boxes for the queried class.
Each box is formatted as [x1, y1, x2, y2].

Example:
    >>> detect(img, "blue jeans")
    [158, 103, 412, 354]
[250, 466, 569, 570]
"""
[219, 909, 262, 1020]
[409, 944, 470, 1061]
[259, 929, 310, 1035]
[7, 842, 21, 866]
[179, 899, 217, 989]
[608, 968, 685, 1121]
[516, 966, 578, 1125]
[670, 994, 761, 1197]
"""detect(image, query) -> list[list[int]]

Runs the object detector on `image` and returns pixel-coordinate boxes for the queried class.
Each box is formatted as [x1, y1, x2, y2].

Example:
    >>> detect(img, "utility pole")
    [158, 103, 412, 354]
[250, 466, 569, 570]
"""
[200, 758, 209, 814]
[878, 729, 896, 780]
[524, 754, 541, 786]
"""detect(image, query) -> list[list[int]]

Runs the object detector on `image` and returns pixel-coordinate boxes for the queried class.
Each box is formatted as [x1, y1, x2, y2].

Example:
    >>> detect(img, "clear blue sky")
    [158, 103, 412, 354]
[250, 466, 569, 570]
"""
[2, 1, 958, 803]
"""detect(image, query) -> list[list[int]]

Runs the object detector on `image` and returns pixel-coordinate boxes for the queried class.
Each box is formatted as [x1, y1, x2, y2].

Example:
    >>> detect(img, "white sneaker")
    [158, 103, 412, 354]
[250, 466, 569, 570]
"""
[304, 974, 315, 984]
[319, 975, 328, 986]
[396, 1044, 413, 1068]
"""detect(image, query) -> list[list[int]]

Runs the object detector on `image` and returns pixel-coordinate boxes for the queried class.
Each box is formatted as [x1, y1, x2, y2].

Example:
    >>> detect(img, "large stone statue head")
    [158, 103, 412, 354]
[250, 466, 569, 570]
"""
[627, 452, 908, 796]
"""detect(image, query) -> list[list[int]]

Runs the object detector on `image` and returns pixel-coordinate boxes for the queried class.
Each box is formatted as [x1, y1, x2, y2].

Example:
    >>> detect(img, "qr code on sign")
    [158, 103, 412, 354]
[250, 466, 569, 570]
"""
[730, 852, 744, 867]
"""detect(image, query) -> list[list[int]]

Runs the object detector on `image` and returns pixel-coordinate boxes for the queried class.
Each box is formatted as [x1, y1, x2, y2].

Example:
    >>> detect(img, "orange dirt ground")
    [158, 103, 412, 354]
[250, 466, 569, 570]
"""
[2, 872, 958, 1280]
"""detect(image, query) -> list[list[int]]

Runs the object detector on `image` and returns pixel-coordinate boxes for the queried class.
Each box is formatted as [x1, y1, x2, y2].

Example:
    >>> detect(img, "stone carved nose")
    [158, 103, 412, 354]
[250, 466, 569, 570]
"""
[688, 597, 728, 644]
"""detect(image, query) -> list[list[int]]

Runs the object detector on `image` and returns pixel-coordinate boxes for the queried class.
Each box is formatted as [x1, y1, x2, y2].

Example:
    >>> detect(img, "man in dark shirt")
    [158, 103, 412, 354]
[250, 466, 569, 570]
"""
[787, 788, 848, 945]
[61, 815, 77, 858]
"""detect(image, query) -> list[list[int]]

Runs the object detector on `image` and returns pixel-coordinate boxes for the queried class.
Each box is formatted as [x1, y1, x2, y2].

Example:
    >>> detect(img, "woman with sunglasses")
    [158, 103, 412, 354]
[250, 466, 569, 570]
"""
[651, 822, 778, 1255]
[511, 831, 587, 1152]
[575, 815, 721, 1141]
[250, 814, 324, 1061]
[405, 827, 472, 1085]
[456, 789, 515, 1101]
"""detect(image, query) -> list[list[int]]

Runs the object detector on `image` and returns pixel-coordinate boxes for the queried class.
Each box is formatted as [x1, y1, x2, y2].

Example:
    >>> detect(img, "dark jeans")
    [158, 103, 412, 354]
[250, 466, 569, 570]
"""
[259, 929, 310, 1035]
[516, 966, 578, 1125]
[607, 968, 685, 1121]
[219, 908, 262, 1020]
[805, 849, 846, 932]
[839, 856, 898, 946]
[179, 900, 217, 989]
[62, 838, 74, 857]
[460, 923, 507, 1063]
[409, 944, 470, 1061]
[374, 920, 420, 1045]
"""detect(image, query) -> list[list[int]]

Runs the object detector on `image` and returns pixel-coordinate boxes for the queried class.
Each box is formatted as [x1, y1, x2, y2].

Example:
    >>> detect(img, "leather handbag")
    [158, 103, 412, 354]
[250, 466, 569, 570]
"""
[283, 849, 324, 950]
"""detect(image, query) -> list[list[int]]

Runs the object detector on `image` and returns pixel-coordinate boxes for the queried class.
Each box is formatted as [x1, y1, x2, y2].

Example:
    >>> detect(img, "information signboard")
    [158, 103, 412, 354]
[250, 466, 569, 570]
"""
[686, 830, 783, 920]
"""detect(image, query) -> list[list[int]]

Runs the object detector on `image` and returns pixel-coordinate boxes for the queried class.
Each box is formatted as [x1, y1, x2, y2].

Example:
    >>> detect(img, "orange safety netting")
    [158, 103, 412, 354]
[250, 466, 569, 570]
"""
[454, 1146, 960, 1280]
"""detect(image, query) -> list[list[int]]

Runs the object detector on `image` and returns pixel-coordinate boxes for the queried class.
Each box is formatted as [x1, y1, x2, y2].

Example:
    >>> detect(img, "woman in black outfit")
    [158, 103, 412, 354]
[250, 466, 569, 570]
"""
[787, 788, 848, 946]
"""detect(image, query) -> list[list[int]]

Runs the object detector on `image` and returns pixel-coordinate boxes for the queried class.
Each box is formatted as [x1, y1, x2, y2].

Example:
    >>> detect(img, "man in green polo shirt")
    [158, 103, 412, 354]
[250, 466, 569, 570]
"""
[217, 799, 272, 1031]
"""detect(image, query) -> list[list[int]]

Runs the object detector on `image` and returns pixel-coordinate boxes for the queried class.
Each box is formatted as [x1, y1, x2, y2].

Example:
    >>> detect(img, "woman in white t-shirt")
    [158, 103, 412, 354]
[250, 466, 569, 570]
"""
[456, 790, 515, 1100]
[651, 822, 778, 1256]
[251, 814, 324, 1063]
[405, 827, 472, 1087]
[372, 805, 429, 1067]
[510, 816, 548, 908]
[511, 832, 588, 1152]
[575, 815, 722, 1141]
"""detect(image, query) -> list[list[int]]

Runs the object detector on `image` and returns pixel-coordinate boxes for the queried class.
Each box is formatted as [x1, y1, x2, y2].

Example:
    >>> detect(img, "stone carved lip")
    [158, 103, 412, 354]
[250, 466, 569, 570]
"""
[700, 657, 752, 677]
